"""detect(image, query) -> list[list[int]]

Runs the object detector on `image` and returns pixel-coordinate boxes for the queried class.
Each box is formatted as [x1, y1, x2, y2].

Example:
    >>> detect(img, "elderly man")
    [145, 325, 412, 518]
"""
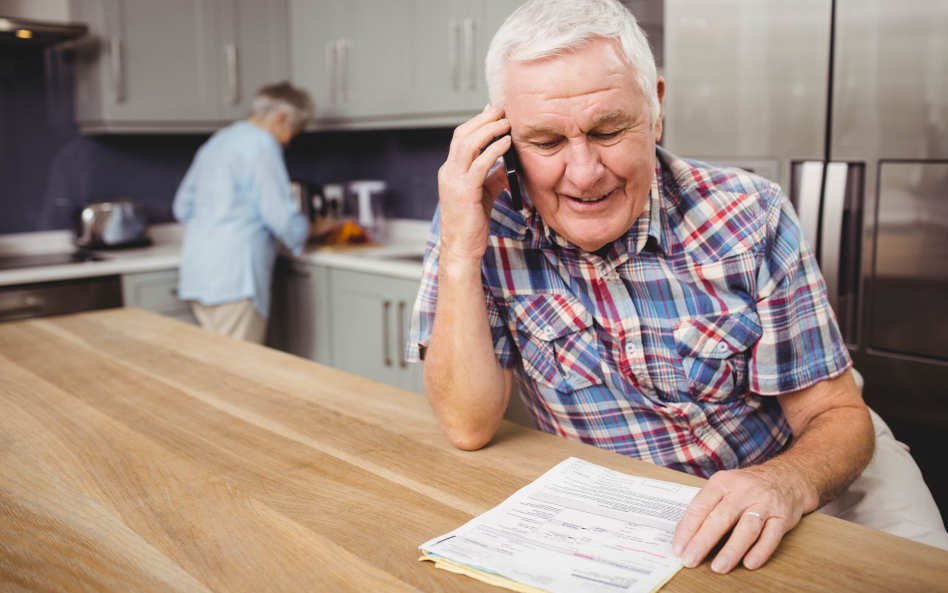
[408, 0, 947, 575]
[174, 82, 314, 343]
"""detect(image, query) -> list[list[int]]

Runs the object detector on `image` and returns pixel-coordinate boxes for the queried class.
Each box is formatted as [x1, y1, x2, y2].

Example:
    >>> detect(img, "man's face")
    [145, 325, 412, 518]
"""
[504, 39, 664, 252]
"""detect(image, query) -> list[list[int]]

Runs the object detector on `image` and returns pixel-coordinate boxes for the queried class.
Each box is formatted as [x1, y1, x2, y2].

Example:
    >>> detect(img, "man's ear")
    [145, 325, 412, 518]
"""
[654, 76, 665, 143]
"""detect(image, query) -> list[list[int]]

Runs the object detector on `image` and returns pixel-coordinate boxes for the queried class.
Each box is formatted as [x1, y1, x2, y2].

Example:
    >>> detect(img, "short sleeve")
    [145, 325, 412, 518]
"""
[749, 189, 853, 395]
[405, 207, 517, 368]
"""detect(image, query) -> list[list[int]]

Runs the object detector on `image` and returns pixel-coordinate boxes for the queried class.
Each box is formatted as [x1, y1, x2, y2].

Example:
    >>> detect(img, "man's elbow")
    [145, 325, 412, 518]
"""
[444, 425, 494, 451]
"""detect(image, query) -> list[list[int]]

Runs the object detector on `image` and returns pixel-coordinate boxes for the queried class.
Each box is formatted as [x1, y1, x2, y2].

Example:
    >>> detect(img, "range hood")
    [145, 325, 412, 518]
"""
[0, 16, 87, 46]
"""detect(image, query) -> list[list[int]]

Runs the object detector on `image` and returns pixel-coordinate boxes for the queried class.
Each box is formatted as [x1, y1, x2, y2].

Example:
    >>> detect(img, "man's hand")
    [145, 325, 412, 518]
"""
[671, 370, 873, 574]
[437, 104, 512, 266]
[671, 464, 811, 574]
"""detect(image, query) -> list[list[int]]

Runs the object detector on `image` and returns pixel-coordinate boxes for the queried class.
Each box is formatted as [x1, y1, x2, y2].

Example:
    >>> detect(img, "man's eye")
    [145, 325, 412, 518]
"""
[534, 140, 561, 149]
[592, 131, 621, 140]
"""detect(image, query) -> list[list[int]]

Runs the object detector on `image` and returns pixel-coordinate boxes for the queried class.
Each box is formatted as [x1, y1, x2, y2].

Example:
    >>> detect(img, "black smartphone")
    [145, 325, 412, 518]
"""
[502, 142, 524, 211]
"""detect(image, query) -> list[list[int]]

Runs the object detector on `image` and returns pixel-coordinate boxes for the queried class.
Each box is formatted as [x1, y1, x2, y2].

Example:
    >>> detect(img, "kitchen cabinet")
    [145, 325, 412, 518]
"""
[120, 269, 197, 325]
[329, 268, 423, 394]
[404, 0, 523, 116]
[70, 0, 288, 132]
[289, 0, 411, 123]
[266, 259, 333, 366]
[290, 0, 524, 128]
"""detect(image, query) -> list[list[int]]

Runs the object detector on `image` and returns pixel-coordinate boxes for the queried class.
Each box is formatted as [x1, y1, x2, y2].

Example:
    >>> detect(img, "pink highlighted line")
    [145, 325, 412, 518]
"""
[617, 545, 666, 559]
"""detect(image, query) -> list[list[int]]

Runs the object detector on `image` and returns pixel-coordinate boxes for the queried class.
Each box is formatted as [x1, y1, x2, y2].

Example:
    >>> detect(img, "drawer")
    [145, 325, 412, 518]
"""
[135, 280, 187, 313]
[122, 269, 189, 314]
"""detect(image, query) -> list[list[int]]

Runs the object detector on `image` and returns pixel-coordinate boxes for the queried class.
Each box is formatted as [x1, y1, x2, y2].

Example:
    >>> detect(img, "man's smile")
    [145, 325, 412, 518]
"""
[563, 187, 619, 207]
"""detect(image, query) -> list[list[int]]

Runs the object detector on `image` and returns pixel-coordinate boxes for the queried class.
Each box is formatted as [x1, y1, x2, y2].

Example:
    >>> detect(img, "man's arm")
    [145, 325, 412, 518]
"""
[672, 369, 875, 573]
[424, 260, 514, 450]
[423, 104, 515, 450]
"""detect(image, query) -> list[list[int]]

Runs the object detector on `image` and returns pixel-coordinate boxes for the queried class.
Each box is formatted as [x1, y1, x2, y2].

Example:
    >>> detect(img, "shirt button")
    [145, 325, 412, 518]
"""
[625, 342, 637, 356]
[716, 341, 729, 353]
[544, 326, 556, 338]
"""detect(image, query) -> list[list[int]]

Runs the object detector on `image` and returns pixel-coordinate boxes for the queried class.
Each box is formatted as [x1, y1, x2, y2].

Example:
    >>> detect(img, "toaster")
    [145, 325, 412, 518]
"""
[74, 200, 151, 249]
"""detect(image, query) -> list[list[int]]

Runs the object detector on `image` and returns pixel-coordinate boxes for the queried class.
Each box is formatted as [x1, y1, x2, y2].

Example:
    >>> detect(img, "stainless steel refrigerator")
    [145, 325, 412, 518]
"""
[663, 0, 948, 512]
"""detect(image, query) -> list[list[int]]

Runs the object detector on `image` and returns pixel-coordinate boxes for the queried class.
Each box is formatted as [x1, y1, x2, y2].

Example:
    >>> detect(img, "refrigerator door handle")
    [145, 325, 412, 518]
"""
[820, 162, 849, 315]
[792, 161, 825, 251]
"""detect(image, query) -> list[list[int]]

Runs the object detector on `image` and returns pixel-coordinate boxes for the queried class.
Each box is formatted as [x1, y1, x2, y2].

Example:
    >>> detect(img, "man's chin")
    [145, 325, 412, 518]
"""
[560, 226, 624, 252]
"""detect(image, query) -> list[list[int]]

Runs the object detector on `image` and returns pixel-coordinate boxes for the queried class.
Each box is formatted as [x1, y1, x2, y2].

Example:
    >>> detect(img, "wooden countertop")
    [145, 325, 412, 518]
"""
[1, 309, 946, 592]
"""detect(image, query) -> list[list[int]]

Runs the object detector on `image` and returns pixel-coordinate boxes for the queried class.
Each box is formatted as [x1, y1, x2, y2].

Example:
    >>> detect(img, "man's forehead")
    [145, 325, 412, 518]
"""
[519, 109, 635, 137]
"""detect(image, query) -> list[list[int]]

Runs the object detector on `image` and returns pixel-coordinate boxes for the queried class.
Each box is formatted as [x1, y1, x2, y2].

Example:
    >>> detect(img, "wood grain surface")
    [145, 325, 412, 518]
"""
[1, 308, 946, 592]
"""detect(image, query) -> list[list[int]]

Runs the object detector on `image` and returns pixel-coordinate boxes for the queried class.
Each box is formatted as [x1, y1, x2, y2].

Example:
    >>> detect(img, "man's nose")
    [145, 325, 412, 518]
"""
[562, 139, 604, 192]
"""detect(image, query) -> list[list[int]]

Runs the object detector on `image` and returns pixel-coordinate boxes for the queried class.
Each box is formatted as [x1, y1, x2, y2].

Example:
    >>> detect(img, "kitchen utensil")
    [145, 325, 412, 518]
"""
[347, 180, 387, 241]
[290, 181, 322, 221]
[322, 183, 345, 220]
[74, 199, 150, 249]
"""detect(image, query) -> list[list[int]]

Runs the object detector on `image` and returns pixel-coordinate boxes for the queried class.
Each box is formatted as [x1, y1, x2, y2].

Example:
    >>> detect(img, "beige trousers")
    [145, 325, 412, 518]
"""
[818, 408, 948, 550]
[190, 299, 267, 344]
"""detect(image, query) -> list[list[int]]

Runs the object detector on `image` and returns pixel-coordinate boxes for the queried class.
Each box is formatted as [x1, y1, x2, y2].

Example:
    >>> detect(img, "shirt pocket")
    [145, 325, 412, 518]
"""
[673, 310, 763, 401]
[508, 293, 605, 393]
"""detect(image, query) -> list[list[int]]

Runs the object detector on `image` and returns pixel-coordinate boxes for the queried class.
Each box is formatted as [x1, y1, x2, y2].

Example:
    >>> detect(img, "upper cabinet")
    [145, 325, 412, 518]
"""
[70, 0, 289, 132]
[290, 0, 524, 129]
[68, 0, 524, 132]
[290, 0, 412, 123]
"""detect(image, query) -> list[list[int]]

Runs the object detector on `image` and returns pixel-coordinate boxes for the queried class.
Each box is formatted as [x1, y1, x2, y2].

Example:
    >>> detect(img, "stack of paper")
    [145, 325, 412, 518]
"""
[420, 458, 700, 593]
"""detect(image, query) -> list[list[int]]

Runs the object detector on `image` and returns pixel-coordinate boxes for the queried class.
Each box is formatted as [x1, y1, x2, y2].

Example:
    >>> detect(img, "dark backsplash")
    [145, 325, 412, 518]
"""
[0, 46, 448, 235]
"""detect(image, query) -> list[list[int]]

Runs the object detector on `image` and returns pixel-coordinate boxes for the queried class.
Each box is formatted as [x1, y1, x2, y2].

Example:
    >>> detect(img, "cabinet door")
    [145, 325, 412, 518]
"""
[120, 269, 198, 325]
[220, 0, 291, 121]
[403, 0, 469, 116]
[331, 269, 424, 393]
[81, 0, 223, 123]
[340, 0, 412, 119]
[289, 0, 348, 122]
[267, 261, 333, 366]
[474, 0, 525, 108]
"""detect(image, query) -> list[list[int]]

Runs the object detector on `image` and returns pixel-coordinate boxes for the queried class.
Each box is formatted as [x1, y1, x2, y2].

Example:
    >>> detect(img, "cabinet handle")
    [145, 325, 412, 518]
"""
[0, 296, 44, 321]
[398, 300, 408, 368]
[326, 40, 337, 103]
[464, 17, 476, 91]
[338, 39, 350, 102]
[382, 300, 393, 367]
[449, 19, 460, 91]
[110, 37, 124, 103]
[225, 43, 238, 106]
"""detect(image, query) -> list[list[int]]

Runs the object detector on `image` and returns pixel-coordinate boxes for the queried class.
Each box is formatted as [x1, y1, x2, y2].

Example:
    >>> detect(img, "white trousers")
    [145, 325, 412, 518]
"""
[190, 299, 267, 344]
[818, 408, 948, 551]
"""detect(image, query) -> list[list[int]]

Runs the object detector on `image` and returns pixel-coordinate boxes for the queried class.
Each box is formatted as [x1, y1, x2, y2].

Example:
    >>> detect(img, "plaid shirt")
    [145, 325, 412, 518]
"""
[407, 147, 851, 478]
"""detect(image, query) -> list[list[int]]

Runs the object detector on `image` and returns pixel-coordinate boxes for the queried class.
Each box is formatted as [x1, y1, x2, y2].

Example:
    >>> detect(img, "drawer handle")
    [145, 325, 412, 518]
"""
[382, 300, 392, 367]
[0, 296, 44, 320]
[398, 300, 407, 368]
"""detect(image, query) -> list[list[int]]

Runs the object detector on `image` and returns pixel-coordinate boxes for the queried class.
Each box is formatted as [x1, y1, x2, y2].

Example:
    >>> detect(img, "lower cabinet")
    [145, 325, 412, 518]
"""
[329, 268, 424, 394]
[120, 269, 197, 325]
[267, 260, 424, 395]
[266, 259, 333, 366]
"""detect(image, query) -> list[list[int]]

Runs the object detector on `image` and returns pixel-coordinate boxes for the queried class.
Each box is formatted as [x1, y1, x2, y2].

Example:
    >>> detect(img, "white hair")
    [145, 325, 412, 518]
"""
[485, 0, 659, 121]
[251, 81, 314, 130]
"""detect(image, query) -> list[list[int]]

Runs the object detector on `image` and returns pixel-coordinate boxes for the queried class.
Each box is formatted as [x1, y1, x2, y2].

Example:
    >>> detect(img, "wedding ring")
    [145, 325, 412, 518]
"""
[743, 511, 764, 522]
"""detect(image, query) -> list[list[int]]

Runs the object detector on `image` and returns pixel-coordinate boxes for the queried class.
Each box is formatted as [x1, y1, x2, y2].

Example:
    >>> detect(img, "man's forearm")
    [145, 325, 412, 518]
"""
[755, 403, 875, 513]
[424, 256, 510, 450]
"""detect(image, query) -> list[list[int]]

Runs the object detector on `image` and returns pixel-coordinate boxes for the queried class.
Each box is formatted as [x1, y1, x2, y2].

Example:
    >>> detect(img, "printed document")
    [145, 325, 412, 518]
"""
[420, 457, 700, 593]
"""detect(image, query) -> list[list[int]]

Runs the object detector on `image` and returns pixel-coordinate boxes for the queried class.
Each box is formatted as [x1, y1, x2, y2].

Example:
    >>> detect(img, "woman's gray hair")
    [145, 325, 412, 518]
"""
[485, 0, 659, 121]
[251, 81, 315, 130]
